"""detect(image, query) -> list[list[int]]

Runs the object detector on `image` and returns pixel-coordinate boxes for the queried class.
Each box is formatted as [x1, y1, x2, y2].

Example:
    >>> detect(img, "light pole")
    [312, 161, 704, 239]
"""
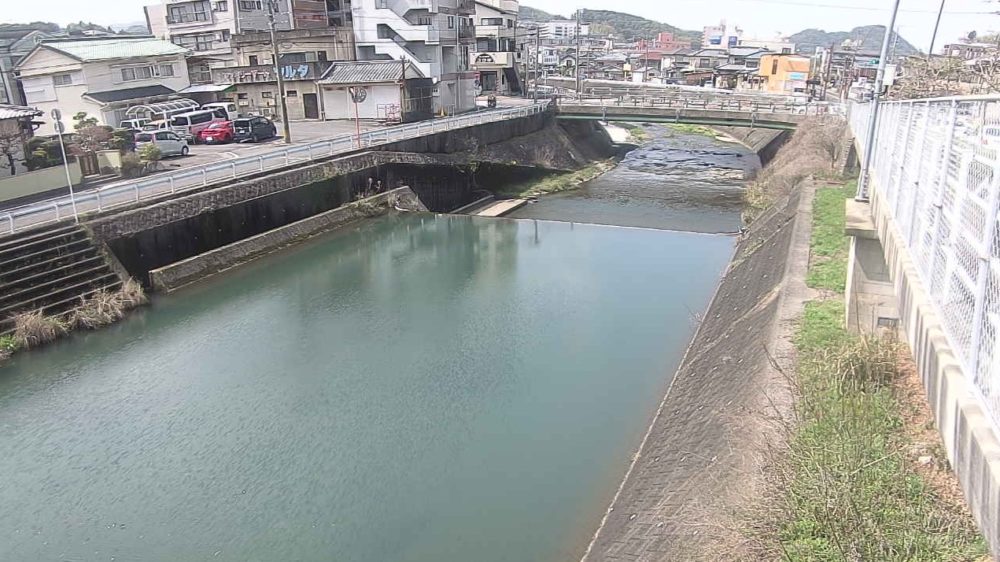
[266, 0, 292, 143]
[50, 109, 78, 223]
[856, 0, 902, 202]
[928, 0, 946, 59]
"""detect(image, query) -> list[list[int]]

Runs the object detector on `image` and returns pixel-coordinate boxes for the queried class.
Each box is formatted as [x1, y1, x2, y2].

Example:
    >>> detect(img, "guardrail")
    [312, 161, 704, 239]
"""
[558, 96, 837, 116]
[849, 95, 1000, 428]
[1, 103, 549, 237]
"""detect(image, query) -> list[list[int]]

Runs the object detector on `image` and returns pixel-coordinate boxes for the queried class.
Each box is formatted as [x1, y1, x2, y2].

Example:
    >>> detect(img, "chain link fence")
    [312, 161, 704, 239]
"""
[850, 96, 1000, 428]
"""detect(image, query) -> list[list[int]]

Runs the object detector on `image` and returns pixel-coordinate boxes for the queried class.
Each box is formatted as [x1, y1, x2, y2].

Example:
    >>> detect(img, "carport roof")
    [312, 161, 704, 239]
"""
[84, 85, 176, 103]
[318, 61, 424, 84]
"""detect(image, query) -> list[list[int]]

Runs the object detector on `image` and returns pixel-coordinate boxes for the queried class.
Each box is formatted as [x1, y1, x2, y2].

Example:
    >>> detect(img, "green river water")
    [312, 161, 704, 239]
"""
[0, 128, 746, 561]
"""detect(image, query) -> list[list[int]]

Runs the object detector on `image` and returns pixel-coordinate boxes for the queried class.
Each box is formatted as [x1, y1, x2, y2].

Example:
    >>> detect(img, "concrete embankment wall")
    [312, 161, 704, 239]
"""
[584, 186, 808, 560]
[149, 187, 425, 292]
[711, 125, 790, 165]
[868, 189, 1000, 555]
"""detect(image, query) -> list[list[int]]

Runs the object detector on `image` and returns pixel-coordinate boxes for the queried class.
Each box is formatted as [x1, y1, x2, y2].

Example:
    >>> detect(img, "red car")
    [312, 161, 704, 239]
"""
[195, 121, 234, 144]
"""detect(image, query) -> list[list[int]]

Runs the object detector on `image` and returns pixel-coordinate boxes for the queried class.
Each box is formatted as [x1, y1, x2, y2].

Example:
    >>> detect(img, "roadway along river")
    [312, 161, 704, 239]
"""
[0, 125, 753, 561]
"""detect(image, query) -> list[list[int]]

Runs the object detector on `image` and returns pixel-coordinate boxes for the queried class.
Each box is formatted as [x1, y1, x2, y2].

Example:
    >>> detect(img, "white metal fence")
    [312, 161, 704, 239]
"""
[1, 103, 549, 237]
[849, 96, 1000, 427]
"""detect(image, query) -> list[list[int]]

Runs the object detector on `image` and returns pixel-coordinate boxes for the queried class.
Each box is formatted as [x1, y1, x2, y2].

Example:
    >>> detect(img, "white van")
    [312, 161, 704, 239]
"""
[119, 117, 150, 131]
[201, 102, 239, 121]
[170, 110, 225, 141]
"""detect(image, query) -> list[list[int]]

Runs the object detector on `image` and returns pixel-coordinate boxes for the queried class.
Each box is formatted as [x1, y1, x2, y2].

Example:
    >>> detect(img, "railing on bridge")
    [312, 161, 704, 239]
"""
[558, 96, 839, 116]
[849, 95, 1000, 428]
[1, 103, 550, 237]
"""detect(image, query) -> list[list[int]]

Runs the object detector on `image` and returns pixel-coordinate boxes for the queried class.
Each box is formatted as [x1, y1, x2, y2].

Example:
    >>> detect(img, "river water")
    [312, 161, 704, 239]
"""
[0, 126, 753, 562]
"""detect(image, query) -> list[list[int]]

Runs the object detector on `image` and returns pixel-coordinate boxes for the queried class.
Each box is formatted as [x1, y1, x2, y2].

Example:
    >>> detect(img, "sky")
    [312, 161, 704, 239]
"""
[1, 0, 998, 53]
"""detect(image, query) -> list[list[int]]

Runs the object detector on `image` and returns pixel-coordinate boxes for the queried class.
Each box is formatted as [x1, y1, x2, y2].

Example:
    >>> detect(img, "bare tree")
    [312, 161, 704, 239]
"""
[0, 126, 27, 177]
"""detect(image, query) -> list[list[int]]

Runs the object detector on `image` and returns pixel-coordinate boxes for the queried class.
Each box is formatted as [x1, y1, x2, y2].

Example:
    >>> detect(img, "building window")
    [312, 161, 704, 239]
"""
[286, 90, 298, 97]
[237, 92, 249, 99]
[417, 16, 432, 26]
[249, 55, 259, 65]
[159, 64, 175, 77]
[448, 16, 455, 29]
[121, 64, 175, 82]
[221, 30, 231, 42]
[317, 50, 327, 62]
[262, 91, 274, 98]
[213, 0, 228, 11]
[52, 73, 73, 86]
[283, 52, 308, 63]
[480, 18, 502, 26]
[781, 48, 791, 55]
[375, 0, 388, 7]
[190, 62, 212, 83]
[771, 59, 779, 75]
[377, 25, 393, 39]
[239, 0, 262, 10]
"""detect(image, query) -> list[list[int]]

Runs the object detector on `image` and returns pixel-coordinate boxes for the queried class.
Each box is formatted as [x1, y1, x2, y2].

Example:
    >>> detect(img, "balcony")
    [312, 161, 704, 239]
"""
[211, 61, 330, 84]
[166, 12, 212, 24]
[476, 25, 514, 39]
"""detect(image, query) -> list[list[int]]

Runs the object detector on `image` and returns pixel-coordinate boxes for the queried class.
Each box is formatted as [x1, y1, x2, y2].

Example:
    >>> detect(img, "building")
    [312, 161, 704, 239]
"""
[739, 37, 794, 54]
[208, 27, 355, 119]
[318, 60, 432, 122]
[145, 0, 305, 83]
[540, 21, 589, 41]
[942, 42, 998, 61]
[703, 20, 742, 49]
[472, 0, 520, 94]
[0, 29, 59, 105]
[758, 53, 810, 94]
[15, 37, 191, 134]
[0, 103, 43, 177]
[351, 0, 477, 114]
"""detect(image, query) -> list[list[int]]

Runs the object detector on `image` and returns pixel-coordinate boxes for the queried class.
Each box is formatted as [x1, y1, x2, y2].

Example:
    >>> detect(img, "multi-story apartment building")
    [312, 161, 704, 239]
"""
[15, 37, 191, 134]
[352, 0, 477, 113]
[0, 29, 58, 105]
[539, 21, 588, 41]
[472, 0, 519, 95]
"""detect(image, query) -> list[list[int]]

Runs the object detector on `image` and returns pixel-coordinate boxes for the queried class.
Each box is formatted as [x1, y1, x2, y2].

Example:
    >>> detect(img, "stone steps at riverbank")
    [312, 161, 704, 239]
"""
[0, 223, 120, 334]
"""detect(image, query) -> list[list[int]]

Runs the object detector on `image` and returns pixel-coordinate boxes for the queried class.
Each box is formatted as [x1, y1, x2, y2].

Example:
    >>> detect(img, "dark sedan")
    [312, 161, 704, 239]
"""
[232, 116, 278, 143]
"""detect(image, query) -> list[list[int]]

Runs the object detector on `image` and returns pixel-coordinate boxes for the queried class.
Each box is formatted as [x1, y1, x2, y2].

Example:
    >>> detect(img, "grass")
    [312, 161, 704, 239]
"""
[0, 335, 17, 361]
[12, 310, 67, 349]
[806, 181, 855, 293]
[667, 123, 716, 137]
[618, 123, 648, 143]
[495, 159, 617, 198]
[755, 176, 988, 560]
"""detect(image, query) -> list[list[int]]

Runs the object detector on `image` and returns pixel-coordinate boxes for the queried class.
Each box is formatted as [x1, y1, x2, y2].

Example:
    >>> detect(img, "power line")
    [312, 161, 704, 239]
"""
[718, 0, 997, 14]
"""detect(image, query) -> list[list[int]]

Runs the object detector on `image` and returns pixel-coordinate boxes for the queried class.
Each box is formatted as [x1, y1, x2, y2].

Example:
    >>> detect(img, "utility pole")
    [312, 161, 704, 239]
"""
[643, 37, 650, 83]
[575, 9, 582, 97]
[455, 15, 462, 114]
[857, 0, 901, 202]
[533, 26, 541, 102]
[928, 0, 946, 59]
[267, 0, 292, 143]
[821, 42, 835, 100]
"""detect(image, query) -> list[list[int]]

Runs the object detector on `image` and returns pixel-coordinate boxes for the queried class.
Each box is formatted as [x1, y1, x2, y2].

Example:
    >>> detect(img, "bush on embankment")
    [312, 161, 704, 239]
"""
[1, 279, 147, 363]
[744, 116, 848, 224]
[747, 182, 986, 560]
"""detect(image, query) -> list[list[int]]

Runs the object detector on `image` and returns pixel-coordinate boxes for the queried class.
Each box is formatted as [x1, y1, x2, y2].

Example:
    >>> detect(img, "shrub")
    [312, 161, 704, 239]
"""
[109, 128, 136, 152]
[120, 153, 145, 178]
[69, 279, 147, 330]
[12, 310, 67, 349]
[0, 335, 17, 362]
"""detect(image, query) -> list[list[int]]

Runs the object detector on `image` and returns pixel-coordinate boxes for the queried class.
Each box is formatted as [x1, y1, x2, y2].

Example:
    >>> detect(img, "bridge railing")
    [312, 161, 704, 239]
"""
[849, 95, 1000, 428]
[558, 96, 838, 116]
[0, 103, 550, 237]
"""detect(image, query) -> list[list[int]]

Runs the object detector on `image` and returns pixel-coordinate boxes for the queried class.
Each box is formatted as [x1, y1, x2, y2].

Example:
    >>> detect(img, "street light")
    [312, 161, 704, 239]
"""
[856, 0, 902, 202]
[50, 109, 78, 223]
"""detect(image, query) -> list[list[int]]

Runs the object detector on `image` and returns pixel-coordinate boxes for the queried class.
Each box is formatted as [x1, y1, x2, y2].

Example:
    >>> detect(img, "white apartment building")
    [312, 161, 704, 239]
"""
[351, 0, 477, 113]
[703, 21, 743, 49]
[739, 37, 795, 55]
[15, 37, 191, 135]
[472, 0, 519, 95]
[145, 0, 297, 83]
[540, 21, 588, 41]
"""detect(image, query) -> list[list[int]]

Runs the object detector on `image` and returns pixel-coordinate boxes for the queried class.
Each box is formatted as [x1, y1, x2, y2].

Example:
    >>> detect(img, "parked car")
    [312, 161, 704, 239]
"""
[134, 131, 189, 157]
[119, 118, 150, 131]
[170, 109, 226, 142]
[142, 120, 170, 132]
[232, 116, 277, 143]
[196, 121, 234, 144]
[201, 102, 239, 121]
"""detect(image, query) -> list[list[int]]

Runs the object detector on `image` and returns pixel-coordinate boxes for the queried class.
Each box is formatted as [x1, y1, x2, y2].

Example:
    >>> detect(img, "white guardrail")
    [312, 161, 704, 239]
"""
[1, 103, 549, 236]
[849, 96, 1000, 428]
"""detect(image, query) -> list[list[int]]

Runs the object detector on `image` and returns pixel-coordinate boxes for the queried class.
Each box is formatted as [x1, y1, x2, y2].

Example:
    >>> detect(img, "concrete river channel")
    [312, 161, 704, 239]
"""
[0, 125, 759, 561]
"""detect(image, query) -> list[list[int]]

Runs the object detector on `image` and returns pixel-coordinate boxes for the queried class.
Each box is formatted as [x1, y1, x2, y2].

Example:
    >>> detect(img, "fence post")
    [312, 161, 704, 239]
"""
[53, 203, 60, 220]
[133, 183, 140, 202]
[905, 101, 933, 243]
[968, 156, 1000, 384]
[232, 162, 238, 179]
[96, 189, 103, 211]
[4, 213, 12, 234]
[202, 168, 208, 186]
[927, 101, 959, 288]
[259, 156, 265, 173]
[168, 176, 176, 195]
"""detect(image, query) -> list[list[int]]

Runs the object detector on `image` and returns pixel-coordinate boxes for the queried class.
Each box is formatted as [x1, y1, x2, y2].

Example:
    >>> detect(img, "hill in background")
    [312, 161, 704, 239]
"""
[519, 6, 701, 45]
[789, 26, 920, 56]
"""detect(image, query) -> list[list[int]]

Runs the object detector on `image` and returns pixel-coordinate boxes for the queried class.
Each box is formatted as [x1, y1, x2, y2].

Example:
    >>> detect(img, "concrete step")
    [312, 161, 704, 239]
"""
[0, 225, 84, 263]
[0, 265, 117, 312]
[0, 272, 120, 326]
[0, 239, 96, 282]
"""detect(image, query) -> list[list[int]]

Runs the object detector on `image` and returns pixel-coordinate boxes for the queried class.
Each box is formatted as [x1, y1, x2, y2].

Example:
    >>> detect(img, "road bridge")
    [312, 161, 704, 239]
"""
[555, 101, 812, 130]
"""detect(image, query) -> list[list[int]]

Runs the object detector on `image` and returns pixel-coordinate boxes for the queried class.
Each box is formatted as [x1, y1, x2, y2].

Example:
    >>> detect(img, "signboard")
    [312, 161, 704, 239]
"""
[728, 35, 738, 48]
[213, 62, 327, 85]
[787, 72, 808, 81]
[348, 86, 368, 104]
[474, 53, 495, 64]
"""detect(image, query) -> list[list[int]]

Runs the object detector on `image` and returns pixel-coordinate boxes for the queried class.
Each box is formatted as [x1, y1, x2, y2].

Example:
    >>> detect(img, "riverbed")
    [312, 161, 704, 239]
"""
[0, 125, 755, 562]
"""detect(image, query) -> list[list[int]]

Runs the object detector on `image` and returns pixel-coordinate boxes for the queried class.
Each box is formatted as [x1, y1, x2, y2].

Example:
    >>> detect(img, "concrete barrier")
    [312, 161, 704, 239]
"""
[148, 187, 426, 292]
[0, 160, 83, 206]
[869, 189, 1000, 554]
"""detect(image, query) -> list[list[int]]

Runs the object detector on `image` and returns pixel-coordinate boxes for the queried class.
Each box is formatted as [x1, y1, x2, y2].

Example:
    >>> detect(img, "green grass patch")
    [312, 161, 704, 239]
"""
[667, 123, 716, 137]
[495, 159, 617, 198]
[806, 181, 856, 293]
[618, 123, 649, 143]
[760, 177, 987, 560]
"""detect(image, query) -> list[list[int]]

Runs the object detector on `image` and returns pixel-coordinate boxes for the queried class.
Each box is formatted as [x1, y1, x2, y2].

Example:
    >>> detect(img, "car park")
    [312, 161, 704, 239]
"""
[170, 110, 225, 142]
[196, 121, 234, 144]
[232, 116, 277, 143]
[135, 130, 189, 157]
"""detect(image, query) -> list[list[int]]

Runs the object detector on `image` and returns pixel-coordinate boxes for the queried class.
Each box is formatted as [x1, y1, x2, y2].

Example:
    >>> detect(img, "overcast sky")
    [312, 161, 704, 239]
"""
[2, 0, 998, 54]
